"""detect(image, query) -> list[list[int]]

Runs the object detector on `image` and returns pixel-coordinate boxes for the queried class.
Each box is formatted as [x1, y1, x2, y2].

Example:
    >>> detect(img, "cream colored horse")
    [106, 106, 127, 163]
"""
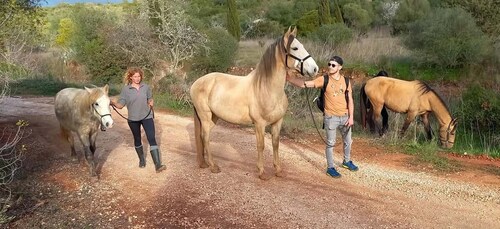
[54, 85, 114, 176]
[190, 28, 318, 179]
[363, 77, 457, 148]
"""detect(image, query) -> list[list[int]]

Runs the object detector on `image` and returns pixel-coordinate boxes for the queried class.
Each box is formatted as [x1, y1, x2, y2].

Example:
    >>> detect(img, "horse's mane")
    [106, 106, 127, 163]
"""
[79, 87, 105, 117]
[417, 81, 451, 114]
[253, 35, 288, 91]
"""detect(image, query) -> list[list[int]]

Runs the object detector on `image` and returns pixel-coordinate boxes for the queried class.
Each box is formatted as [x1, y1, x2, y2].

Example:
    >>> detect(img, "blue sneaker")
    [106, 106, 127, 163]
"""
[342, 161, 359, 171]
[326, 167, 341, 178]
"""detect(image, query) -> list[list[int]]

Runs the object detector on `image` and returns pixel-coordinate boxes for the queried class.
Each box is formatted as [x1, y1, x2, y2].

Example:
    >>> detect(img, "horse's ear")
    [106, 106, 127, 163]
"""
[285, 26, 291, 35]
[84, 86, 92, 93]
[291, 26, 297, 36]
[103, 84, 109, 94]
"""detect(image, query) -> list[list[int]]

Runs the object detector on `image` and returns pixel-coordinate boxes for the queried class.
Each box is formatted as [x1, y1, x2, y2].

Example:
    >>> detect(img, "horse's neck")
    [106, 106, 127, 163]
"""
[429, 93, 452, 128]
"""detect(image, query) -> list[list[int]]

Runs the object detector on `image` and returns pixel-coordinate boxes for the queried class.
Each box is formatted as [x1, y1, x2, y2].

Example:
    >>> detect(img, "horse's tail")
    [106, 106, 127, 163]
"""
[360, 83, 369, 130]
[193, 107, 204, 165]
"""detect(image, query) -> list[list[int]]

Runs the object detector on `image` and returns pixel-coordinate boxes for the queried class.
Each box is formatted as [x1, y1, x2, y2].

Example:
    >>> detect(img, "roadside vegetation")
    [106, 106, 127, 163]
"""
[1, 2, 499, 219]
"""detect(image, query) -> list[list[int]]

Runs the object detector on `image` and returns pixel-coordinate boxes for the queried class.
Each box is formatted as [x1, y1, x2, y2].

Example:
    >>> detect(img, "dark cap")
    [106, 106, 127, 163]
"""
[329, 56, 343, 66]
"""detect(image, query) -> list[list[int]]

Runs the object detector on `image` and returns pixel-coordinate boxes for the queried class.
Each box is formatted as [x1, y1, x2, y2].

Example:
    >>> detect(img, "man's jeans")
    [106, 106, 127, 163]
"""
[324, 114, 352, 168]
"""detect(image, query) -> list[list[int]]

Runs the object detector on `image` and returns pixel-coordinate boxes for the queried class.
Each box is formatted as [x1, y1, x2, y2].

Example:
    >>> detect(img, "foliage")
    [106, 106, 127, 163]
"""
[318, 0, 332, 26]
[310, 23, 353, 48]
[403, 7, 490, 68]
[342, 3, 372, 34]
[243, 19, 283, 39]
[329, 0, 344, 23]
[392, 0, 431, 34]
[264, 2, 295, 28]
[55, 18, 75, 48]
[144, 0, 207, 69]
[9, 77, 79, 96]
[440, 0, 500, 37]
[226, 0, 241, 41]
[194, 27, 238, 74]
[295, 10, 320, 37]
[0, 120, 29, 224]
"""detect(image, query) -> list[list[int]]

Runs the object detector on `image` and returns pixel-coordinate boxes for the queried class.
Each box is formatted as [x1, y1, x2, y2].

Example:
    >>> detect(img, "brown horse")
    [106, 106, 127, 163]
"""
[54, 85, 114, 176]
[190, 28, 318, 179]
[361, 77, 457, 148]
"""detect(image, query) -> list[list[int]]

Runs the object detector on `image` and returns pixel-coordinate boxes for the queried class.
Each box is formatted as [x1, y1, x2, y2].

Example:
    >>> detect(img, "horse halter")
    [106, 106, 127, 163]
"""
[92, 104, 112, 121]
[439, 120, 455, 145]
[284, 35, 311, 76]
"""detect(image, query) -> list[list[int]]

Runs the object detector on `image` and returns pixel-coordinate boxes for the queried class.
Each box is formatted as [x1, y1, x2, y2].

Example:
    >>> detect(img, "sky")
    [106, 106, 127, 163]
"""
[41, 0, 125, 7]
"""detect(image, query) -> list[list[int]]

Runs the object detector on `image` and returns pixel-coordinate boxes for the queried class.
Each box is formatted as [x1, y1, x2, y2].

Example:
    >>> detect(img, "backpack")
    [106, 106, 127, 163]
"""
[315, 74, 350, 113]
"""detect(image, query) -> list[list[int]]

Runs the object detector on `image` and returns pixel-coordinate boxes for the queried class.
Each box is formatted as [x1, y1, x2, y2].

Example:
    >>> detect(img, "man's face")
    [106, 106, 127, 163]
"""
[327, 61, 341, 74]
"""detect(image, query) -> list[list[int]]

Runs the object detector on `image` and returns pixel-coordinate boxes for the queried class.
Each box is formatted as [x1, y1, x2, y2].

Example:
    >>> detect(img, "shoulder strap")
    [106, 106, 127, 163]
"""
[322, 74, 329, 92]
[344, 76, 350, 108]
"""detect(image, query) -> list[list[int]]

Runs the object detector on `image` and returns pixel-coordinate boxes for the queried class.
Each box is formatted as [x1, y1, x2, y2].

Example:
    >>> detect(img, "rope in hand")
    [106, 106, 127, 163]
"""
[111, 104, 154, 122]
[304, 86, 334, 147]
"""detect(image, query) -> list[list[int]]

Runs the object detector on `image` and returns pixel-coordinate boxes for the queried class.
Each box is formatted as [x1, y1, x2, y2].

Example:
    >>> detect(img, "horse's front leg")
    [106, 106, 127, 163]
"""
[372, 104, 385, 136]
[400, 113, 417, 138]
[89, 131, 98, 154]
[255, 123, 267, 180]
[421, 112, 433, 140]
[271, 119, 283, 177]
[77, 132, 97, 176]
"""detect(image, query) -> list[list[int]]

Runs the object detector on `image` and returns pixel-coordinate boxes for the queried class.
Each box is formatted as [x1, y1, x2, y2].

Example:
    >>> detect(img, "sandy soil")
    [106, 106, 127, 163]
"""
[1, 96, 499, 228]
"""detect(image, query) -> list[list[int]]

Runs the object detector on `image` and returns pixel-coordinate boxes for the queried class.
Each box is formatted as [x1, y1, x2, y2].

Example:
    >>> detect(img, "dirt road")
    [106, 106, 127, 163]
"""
[1, 96, 499, 228]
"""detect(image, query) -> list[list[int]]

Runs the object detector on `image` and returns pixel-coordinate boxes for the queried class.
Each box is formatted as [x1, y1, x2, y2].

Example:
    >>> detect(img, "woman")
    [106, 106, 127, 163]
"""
[111, 67, 166, 173]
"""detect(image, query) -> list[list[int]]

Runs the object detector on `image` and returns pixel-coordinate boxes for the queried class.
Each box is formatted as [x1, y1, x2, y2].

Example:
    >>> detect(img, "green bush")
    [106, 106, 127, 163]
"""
[193, 27, 238, 74]
[342, 3, 372, 33]
[295, 10, 319, 37]
[404, 7, 490, 68]
[243, 19, 283, 39]
[311, 23, 353, 48]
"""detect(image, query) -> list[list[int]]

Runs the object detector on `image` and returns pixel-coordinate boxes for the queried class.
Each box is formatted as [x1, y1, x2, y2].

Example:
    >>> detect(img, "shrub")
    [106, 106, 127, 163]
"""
[457, 85, 499, 133]
[404, 7, 490, 68]
[310, 23, 353, 48]
[295, 10, 320, 37]
[193, 27, 238, 74]
[243, 19, 283, 39]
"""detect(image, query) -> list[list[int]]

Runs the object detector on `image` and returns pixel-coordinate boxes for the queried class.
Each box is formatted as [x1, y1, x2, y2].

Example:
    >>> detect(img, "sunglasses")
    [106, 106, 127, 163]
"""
[327, 63, 336, 67]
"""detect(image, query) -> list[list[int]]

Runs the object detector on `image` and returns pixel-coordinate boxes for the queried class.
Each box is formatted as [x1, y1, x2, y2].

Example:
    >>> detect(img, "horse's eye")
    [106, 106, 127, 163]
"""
[292, 47, 298, 51]
[95, 103, 99, 106]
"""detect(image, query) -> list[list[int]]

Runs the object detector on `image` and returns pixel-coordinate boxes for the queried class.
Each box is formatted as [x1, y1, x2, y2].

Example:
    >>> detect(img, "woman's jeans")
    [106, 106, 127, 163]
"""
[324, 114, 352, 168]
[127, 118, 158, 150]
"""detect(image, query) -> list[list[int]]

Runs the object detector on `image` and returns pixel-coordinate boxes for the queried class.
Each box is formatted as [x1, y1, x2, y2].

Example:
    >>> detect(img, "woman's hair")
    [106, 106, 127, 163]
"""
[123, 67, 144, 85]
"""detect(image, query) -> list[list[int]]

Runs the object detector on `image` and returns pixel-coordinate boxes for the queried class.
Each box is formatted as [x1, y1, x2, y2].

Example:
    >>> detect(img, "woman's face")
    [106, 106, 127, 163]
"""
[131, 72, 142, 84]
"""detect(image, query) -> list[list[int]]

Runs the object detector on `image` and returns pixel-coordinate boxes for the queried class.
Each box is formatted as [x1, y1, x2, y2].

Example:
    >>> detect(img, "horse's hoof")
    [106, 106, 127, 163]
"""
[275, 171, 285, 178]
[199, 162, 209, 169]
[259, 173, 271, 180]
[210, 165, 221, 173]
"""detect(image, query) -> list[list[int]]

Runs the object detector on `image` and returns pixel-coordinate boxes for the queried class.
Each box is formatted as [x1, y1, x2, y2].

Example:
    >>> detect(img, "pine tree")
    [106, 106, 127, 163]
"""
[226, 0, 240, 41]
[319, 0, 332, 25]
[331, 0, 344, 23]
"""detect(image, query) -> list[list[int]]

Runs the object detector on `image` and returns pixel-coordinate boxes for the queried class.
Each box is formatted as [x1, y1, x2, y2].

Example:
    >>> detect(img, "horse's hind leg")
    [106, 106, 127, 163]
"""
[371, 104, 385, 136]
[61, 126, 77, 160]
[271, 119, 283, 177]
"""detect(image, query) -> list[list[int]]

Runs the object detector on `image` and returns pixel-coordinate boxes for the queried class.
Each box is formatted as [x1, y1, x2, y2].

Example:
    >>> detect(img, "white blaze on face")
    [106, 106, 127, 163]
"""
[95, 94, 114, 129]
[289, 38, 318, 77]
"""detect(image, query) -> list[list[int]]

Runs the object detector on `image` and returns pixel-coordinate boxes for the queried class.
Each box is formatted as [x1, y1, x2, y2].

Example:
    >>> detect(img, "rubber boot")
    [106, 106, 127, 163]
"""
[135, 146, 146, 168]
[150, 148, 166, 173]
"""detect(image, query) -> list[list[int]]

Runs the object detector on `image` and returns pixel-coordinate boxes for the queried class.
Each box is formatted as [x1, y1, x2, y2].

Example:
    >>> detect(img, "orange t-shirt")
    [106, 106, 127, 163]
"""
[312, 75, 348, 116]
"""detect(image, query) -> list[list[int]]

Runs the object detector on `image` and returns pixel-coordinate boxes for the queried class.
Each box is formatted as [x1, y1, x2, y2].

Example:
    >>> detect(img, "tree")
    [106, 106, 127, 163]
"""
[330, 0, 344, 23]
[144, 0, 207, 69]
[226, 0, 240, 41]
[343, 3, 372, 35]
[319, 0, 332, 25]
[392, 0, 431, 34]
[404, 7, 490, 68]
[440, 0, 500, 37]
[55, 18, 75, 48]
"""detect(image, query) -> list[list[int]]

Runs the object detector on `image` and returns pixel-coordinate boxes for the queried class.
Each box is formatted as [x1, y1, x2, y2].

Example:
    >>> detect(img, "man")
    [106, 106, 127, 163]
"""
[286, 56, 358, 178]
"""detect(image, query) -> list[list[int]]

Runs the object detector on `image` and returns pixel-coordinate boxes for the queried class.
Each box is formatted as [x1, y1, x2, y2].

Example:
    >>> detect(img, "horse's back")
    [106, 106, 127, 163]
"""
[364, 77, 420, 113]
[54, 88, 89, 130]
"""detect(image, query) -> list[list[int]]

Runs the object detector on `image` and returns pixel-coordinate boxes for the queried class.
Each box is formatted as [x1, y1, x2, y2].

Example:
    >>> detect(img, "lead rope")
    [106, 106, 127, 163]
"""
[304, 87, 334, 147]
[111, 105, 154, 122]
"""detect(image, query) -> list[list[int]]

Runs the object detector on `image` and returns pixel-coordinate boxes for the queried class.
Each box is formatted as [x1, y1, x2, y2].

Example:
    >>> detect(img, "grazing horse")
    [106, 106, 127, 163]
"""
[54, 85, 114, 176]
[190, 27, 318, 179]
[361, 77, 457, 148]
